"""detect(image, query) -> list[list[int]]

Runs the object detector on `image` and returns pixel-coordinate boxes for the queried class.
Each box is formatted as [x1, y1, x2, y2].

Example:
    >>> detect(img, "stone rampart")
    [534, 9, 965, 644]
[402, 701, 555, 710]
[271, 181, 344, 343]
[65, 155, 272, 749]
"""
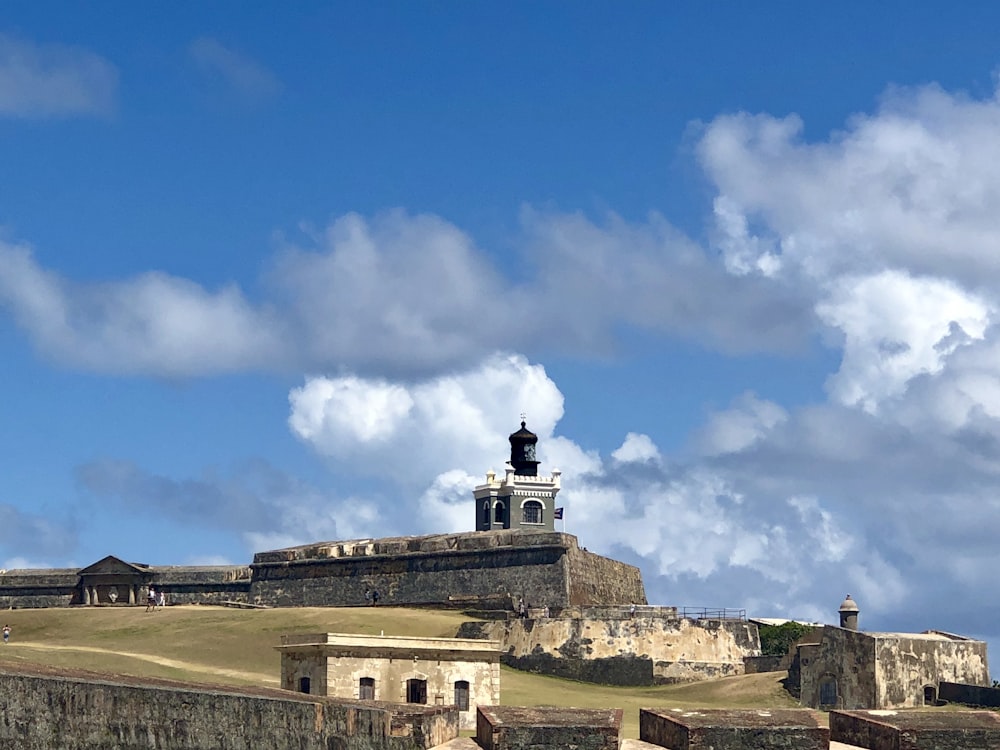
[0, 665, 457, 750]
[250, 530, 646, 609]
[0, 569, 79, 608]
[457, 611, 760, 686]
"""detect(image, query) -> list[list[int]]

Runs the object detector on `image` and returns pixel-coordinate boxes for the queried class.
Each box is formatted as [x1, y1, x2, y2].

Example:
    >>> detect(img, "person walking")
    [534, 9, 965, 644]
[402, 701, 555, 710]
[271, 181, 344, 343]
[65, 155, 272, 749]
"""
[2, 624, 10, 644]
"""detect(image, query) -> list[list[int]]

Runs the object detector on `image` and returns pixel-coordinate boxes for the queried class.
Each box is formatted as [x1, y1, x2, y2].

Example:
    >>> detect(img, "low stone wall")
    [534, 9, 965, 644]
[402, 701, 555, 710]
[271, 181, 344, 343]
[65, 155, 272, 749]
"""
[457, 612, 760, 686]
[477, 706, 621, 750]
[939, 680, 1000, 708]
[830, 709, 1000, 749]
[640, 708, 828, 750]
[0, 665, 457, 750]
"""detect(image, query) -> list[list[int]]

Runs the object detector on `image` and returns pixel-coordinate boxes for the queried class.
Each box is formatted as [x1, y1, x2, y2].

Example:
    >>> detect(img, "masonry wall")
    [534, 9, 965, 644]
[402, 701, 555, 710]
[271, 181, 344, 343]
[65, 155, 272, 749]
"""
[0, 668, 457, 750]
[457, 612, 759, 685]
[250, 531, 645, 609]
[564, 545, 646, 606]
[939, 680, 1000, 708]
[799, 626, 877, 710]
[280, 650, 499, 730]
[874, 634, 989, 708]
[0, 570, 78, 608]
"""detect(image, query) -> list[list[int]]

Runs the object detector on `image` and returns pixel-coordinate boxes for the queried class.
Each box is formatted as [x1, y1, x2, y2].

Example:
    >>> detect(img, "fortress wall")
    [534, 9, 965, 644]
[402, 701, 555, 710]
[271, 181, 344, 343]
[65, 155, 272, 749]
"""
[250, 543, 571, 608]
[565, 545, 646, 606]
[153, 566, 253, 605]
[250, 531, 639, 609]
[0, 570, 79, 608]
[458, 614, 761, 686]
[0, 668, 457, 750]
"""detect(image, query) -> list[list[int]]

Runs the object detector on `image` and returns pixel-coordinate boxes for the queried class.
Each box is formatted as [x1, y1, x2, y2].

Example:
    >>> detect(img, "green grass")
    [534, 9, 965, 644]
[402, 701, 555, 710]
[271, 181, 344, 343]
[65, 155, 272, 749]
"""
[0, 605, 798, 738]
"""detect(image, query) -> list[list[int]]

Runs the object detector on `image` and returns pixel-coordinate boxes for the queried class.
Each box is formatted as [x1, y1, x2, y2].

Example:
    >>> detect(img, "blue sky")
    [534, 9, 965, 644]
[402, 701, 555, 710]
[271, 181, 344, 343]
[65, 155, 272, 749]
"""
[5, 3, 1000, 644]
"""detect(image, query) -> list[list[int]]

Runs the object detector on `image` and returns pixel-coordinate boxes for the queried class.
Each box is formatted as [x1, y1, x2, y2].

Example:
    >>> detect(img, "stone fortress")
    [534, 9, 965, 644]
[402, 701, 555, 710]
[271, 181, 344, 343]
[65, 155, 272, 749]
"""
[2, 420, 1000, 748]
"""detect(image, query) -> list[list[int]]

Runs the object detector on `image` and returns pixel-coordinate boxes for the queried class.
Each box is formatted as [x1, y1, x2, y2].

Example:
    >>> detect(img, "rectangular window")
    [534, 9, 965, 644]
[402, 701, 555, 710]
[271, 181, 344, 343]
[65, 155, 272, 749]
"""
[454, 680, 470, 711]
[406, 678, 427, 704]
[359, 677, 375, 700]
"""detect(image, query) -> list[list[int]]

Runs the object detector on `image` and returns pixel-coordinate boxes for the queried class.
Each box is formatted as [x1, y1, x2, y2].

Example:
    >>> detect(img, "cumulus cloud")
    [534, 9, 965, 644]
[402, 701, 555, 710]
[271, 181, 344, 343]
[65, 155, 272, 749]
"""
[0, 33, 117, 117]
[0, 242, 289, 376]
[188, 37, 281, 101]
[0, 208, 813, 377]
[288, 352, 565, 487]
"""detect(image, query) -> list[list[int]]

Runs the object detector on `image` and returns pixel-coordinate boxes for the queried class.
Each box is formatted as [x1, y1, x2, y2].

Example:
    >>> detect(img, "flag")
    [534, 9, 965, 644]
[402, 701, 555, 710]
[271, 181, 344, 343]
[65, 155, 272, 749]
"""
[553, 507, 564, 520]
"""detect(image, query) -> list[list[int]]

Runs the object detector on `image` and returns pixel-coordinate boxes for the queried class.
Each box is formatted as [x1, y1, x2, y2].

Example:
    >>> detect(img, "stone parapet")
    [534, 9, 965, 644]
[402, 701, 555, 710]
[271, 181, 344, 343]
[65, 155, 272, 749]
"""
[830, 709, 1000, 749]
[0, 665, 457, 750]
[476, 706, 621, 750]
[640, 708, 829, 750]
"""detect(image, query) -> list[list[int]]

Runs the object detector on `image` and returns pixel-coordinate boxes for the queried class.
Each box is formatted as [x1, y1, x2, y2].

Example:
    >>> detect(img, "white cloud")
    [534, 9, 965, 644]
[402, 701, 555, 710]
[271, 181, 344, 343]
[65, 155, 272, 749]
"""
[817, 270, 990, 411]
[0, 33, 117, 117]
[188, 37, 281, 100]
[612, 433, 660, 463]
[288, 352, 565, 491]
[0, 207, 813, 377]
[696, 393, 787, 455]
[0, 242, 289, 376]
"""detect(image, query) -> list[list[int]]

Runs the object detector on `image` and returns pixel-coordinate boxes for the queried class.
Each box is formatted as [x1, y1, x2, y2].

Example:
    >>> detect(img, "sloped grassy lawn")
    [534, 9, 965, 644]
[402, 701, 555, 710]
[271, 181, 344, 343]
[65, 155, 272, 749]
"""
[0, 606, 797, 738]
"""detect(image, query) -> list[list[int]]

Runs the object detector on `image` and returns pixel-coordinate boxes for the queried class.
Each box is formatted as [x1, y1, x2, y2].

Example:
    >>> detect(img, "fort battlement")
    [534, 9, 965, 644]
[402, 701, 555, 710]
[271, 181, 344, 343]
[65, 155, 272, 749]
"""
[249, 530, 646, 609]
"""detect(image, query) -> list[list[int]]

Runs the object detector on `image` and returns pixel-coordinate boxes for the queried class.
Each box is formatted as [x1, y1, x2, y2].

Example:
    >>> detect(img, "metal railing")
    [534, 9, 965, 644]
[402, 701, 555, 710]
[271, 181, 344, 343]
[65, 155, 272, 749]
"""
[680, 606, 747, 621]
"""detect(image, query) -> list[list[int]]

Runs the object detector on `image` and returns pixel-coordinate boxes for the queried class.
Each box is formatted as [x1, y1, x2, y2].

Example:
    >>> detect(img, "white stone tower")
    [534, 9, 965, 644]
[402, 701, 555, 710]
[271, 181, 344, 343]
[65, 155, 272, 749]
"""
[474, 420, 561, 532]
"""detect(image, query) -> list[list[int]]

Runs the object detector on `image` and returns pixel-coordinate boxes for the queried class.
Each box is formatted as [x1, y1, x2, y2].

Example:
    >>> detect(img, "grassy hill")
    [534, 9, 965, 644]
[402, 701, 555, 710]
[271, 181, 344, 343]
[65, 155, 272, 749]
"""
[0, 605, 798, 738]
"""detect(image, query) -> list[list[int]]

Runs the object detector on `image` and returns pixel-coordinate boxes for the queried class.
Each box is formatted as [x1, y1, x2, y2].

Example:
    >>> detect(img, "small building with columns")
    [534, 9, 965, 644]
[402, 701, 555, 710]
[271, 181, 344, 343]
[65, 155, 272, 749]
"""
[474, 420, 561, 533]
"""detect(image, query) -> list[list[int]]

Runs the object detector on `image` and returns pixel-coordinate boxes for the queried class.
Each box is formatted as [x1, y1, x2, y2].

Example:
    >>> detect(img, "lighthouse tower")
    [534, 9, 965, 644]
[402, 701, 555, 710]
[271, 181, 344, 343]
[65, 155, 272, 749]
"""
[474, 420, 561, 532]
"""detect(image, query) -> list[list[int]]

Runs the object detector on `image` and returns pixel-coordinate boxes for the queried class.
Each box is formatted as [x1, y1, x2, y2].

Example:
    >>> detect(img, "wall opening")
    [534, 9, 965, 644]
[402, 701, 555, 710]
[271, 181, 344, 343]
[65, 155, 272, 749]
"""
[924, 685, 937, 705]
[298, 676, 311, 694]
[406, 678, 427, 704]
[522, 500, 542, 524]
[454, 680, 470, 711]
[359, 677, 375, 700]
[819, 676, 838, 707]
[493, 501, 505, 524]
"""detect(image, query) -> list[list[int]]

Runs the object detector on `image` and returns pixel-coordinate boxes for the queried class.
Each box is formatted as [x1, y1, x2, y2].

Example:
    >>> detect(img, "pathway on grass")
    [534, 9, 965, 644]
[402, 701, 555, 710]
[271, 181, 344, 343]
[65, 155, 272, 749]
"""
[8, 642, 278, 686]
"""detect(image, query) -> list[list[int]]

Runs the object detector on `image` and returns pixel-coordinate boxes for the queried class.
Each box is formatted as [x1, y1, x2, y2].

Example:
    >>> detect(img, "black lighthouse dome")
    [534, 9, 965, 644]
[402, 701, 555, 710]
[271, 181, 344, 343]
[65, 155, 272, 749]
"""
[509, 420, 540, 476]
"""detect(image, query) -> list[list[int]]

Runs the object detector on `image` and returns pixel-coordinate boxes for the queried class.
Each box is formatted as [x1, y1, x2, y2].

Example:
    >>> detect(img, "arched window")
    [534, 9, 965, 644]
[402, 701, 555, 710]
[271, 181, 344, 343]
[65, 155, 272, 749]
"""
[493, 501, 505, 524]
[482, 501, 490, 526]
[406, 678, 427, 704]
[454, 680, 470, 711]
[359, 677, 375, 700]
[522, 500, 543, 524]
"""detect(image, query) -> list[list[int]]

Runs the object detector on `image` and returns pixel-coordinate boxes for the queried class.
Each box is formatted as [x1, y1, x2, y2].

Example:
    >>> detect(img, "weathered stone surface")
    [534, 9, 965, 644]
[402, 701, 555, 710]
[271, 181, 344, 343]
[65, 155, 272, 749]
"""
[0, 664, 457, 750]
[457, 611, 759, 686]
[277, 633, 500, 730]
[798, 626, 989, 710]
[939, 680, 1000, 708]
[250, 531, 646, 609]
[640, 708, 829, 750]
[830, 709, 1000, 749]
[477, 706, 621, 750]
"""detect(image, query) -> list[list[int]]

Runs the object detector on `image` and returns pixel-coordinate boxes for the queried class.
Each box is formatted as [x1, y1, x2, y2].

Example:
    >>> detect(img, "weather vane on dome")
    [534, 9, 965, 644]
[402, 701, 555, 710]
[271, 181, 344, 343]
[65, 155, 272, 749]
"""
[520, 411, 526, 424]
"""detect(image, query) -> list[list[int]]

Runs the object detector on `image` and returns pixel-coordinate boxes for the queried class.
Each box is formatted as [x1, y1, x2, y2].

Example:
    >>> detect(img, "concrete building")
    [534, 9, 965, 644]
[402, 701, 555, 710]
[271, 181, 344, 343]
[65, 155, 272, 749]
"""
[276, 633, 501, 730]
[473, 421, 561, 533]
[796, 595, 990, 710]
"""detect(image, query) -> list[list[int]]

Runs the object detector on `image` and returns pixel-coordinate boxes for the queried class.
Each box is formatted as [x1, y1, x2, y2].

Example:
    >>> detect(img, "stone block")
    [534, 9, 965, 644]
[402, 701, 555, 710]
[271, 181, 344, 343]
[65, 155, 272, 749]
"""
[640, 708, 829, 750]
[476, 705, 621, 750]
[830, 709, 1000, 749]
